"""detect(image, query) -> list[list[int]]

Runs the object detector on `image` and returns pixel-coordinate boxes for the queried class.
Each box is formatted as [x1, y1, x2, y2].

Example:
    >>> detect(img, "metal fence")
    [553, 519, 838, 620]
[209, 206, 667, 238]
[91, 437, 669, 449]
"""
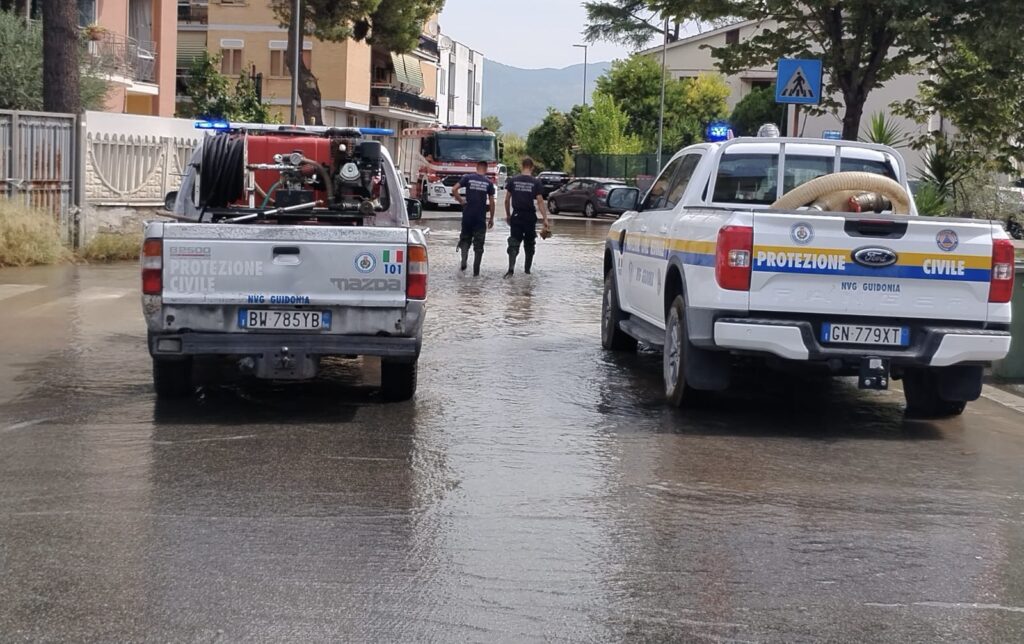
[573, 153, 661, 183]
[0, 110, 78, 245]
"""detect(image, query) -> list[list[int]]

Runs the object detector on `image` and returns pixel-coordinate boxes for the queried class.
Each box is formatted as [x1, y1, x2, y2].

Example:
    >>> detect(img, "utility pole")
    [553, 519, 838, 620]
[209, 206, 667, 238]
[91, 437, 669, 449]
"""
[289, 0, 301, 124]
[573, 44, 588, 106]
[656, 17, 668, 168]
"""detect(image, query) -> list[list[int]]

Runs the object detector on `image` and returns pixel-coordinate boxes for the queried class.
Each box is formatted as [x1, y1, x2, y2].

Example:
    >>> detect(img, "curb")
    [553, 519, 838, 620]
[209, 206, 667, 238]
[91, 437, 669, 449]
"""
[979, 385, 1024, 414]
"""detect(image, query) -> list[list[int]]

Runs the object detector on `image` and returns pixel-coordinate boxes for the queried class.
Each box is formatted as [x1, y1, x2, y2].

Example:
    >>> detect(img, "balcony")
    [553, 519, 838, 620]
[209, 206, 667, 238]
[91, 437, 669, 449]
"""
[371, 85, 437, 118]
[417, 35, 439, 59]
[87, 30, 157, 84]
[178, 0, 209, 25]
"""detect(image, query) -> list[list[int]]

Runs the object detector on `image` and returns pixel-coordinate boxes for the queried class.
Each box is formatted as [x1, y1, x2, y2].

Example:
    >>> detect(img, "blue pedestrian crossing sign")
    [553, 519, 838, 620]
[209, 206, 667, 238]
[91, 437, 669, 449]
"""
[775, 58, 823, 105]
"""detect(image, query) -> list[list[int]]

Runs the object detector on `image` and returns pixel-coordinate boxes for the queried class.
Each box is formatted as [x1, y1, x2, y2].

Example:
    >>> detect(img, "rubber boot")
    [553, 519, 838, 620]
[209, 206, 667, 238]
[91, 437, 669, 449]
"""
[524, 251, 534, 275]
[473, 250, 483, 277]
[504, 254, 515, 278]
[459, 246, 469, 272]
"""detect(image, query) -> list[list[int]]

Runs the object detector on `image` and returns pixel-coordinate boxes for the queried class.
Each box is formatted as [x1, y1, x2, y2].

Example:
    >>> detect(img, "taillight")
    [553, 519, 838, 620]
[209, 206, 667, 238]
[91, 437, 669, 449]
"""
[407, 244, 428, 299]
[989, 238, 1015, 303]
[141, 238, 162, 295]
[715, 226, 753, 291]
[595, 187, 608, 198]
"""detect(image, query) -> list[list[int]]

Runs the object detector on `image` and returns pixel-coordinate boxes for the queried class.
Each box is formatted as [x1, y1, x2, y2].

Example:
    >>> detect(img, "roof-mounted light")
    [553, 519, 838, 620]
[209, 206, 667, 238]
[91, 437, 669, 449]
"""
[756, 123, 781, 138]
[195, 119, 230, 130]
[359, 127, 394, 136]
[706, 120, 733, 142]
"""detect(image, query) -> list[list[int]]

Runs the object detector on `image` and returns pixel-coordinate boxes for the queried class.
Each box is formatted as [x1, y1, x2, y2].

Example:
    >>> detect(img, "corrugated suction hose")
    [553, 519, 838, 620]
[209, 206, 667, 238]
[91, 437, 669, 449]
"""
[770, 171, 911, 214]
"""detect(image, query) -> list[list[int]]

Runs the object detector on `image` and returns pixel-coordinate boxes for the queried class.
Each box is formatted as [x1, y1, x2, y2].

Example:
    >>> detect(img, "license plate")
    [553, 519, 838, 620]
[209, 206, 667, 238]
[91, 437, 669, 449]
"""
[238, 309, 331, 331]
[821, 323, 908, 346]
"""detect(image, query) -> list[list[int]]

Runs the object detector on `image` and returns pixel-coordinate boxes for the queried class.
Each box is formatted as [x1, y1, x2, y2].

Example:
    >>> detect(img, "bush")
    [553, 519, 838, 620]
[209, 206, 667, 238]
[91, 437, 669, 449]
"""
[80, 232, 142, 262]
[0, 199, 69, 267]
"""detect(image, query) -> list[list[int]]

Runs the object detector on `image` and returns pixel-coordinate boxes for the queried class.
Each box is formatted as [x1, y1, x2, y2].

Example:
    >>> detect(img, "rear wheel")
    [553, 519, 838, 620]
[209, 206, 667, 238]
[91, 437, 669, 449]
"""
[548, 198, 559, 215]
[584, 202, 596, 218]
[152, 358, 193, 399]
[381, 360, 418, 402]
[602, 273, 637, 351]
[903, 368, 968, 418]
[664, 296, 696, 408]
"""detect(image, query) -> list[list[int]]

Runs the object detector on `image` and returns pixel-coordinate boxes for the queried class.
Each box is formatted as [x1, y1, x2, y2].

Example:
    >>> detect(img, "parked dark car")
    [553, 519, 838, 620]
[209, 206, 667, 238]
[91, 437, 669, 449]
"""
[537, 171, 570, 197]
[547, 178, 629, 217]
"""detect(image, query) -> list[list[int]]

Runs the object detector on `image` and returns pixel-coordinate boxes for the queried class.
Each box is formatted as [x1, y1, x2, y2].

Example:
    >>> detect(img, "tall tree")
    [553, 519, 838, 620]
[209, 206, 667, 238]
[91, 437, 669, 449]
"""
[587, 1, 1004, 140]
[481, 115, 502, 133]
[574, 93, 644, 154]
[584, 1, 684, 49]
[595, 55, 728, 150]
[270, 0, 444, 125]
[41, 0, 80, 113]
[526, 108, 575, 171]
[898, 0, 1024, 170]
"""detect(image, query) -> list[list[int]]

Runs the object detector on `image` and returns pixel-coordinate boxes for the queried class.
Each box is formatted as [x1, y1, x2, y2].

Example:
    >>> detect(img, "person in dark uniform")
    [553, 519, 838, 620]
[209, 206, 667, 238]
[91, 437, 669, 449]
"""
[503, 157, 550, 277]
[452, 160, 496, 276]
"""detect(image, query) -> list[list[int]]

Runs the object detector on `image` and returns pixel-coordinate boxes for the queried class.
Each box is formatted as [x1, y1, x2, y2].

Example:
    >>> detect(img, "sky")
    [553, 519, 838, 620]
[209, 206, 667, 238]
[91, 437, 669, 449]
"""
[438, 0, 638, 69]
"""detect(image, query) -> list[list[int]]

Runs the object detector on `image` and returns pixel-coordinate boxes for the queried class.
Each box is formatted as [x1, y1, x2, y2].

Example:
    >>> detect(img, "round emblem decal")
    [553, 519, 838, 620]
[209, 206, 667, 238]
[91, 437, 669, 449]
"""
[354, 252, 377, 273]
[936, 229, 959, 252]
[791, 222, 814, 245]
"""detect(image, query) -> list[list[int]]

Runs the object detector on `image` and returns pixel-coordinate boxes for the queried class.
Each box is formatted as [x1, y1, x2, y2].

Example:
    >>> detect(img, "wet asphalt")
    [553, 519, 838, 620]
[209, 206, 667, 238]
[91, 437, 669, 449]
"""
[2, 218, 1024, 642]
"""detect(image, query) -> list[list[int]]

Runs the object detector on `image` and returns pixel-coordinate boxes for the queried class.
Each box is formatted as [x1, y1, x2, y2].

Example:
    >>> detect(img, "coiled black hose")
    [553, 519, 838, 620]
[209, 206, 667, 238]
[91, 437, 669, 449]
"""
[199, 134, 245, 209]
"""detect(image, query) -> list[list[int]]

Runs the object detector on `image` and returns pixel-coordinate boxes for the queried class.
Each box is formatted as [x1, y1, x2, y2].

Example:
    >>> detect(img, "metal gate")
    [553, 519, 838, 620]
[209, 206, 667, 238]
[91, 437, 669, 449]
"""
[0, 110, 78, 245]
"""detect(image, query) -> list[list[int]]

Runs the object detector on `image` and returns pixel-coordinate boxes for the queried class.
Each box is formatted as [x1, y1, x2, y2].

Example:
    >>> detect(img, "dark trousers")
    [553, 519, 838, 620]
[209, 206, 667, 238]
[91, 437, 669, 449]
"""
[458, 225, 486, 254]
[507, 220, 536, 259]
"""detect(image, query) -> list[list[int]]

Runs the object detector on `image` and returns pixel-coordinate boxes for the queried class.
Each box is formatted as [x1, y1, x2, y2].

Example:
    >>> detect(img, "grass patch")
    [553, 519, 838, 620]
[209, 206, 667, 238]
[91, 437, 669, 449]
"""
[0, 199, 70, 267]
[79, 232, 142, 262]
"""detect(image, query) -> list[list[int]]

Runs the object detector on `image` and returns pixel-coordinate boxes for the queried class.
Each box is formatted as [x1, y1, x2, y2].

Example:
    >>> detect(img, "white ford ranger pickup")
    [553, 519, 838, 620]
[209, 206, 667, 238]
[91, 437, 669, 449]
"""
[602, 137, 1014, 417]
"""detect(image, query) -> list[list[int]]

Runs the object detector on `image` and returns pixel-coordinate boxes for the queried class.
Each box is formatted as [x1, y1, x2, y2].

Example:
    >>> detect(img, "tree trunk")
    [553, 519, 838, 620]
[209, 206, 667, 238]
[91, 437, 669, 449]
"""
[841, 89, 866, 141]
[285, 1, 323, 125]
[42, 0, 81, 114]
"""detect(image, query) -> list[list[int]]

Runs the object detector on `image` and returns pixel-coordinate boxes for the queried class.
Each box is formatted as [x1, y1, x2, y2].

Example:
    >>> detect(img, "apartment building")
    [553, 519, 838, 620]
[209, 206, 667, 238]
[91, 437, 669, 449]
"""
[79, 0, 177, 116]
[436, 38, 484, 128]
[176, 0, 443, 153]
[642, 20, 951, 174]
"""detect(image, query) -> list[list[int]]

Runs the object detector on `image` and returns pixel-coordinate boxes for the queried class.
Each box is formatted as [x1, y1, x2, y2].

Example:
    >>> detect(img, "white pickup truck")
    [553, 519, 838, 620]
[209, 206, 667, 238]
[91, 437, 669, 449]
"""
[603, 136, 1015, 417]
[143, 124, 427, 401]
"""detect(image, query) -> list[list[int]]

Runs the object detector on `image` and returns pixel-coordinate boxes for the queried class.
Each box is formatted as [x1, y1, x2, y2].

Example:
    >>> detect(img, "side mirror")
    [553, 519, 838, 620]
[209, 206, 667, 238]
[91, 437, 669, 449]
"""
[606, 186, 641, 212]
[164, 191, 178, 212]
[406, 197, 422, 220]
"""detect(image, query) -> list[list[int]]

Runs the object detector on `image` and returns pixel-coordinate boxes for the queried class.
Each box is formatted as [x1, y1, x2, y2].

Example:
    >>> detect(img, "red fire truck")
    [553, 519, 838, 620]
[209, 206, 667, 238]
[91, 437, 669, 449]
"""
[398, 125, 501, 209]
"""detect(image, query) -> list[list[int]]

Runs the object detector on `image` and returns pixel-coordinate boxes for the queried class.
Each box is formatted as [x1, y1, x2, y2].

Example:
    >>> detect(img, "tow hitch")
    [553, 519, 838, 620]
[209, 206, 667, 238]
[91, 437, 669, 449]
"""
[859, 357, 890, 390]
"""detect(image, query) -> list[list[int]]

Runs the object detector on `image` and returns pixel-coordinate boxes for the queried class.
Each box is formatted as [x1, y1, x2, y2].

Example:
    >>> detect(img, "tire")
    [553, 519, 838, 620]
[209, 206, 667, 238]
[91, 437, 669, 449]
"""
[548, 198, 559, 215]
[602, 272, 637, 352]
[663, 295, 697, 408]
[419, 184, 432, 210]
[584, 202, 596, 218]
[903, 368, 967, 418]
[381, 360, 417, 402]
[152, 358, 193, 399]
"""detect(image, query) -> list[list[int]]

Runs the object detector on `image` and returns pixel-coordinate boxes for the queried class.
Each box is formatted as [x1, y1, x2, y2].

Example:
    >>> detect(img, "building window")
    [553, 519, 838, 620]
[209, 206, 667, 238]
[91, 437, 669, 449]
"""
[440, 67, 446, 95]
[268, 40, 310, 76]
[726, 28, 739, 46]
[347, 114, 359, 127]
[78, 0, 95, 26]
[221, 49, 243, 75]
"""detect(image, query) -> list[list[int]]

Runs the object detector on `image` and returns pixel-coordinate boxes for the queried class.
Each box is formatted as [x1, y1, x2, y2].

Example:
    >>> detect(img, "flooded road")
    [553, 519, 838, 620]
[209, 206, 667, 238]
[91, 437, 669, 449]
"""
[2, 219, 1024, 642]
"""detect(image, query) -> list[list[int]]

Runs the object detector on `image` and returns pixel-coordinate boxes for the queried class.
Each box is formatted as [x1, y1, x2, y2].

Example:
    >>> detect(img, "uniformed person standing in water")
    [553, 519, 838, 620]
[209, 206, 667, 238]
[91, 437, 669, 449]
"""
[503, 157, 551, 277]
[452, 160, 496, 276]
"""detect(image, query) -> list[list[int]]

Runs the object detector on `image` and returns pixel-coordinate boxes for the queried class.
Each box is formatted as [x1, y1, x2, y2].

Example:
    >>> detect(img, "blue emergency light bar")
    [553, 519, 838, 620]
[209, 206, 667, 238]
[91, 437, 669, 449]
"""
[705, 120, 733, 142]
[822, 130, 842, 140]
[193, 120, 394, 137]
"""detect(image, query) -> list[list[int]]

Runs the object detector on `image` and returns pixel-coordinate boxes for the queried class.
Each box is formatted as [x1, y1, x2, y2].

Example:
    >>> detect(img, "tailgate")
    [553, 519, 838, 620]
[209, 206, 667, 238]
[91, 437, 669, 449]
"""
[749, 213, 994, 322]
[161, 224, 410, 307]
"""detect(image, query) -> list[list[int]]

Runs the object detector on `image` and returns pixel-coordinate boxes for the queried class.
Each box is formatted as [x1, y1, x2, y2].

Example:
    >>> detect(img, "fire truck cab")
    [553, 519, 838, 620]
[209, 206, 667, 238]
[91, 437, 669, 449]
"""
[398, 125, 501, 209]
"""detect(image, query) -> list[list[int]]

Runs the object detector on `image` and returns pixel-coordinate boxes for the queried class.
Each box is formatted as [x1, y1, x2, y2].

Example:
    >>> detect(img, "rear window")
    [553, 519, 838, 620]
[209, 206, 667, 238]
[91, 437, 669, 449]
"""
[442, 175, 462, 187]
[712, 153, 897, 205]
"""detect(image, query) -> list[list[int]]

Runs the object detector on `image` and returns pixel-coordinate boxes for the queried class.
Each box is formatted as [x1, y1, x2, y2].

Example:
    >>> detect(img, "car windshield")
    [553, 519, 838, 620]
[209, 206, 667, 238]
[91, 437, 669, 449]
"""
[436, 135, 497, 162]
[712, 153, 897, 205]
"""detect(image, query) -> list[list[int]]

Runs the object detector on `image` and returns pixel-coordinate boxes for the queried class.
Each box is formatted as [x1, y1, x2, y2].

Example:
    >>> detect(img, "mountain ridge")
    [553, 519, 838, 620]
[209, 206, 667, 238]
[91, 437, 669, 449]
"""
[482, 59, 612, 136]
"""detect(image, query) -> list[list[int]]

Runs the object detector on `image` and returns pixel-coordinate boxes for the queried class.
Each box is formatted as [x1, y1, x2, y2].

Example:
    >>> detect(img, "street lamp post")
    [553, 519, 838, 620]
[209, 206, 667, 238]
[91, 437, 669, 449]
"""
[289, 0, 302, 125]
[656, 17, 669, 169]
[573, 44, 588, 106]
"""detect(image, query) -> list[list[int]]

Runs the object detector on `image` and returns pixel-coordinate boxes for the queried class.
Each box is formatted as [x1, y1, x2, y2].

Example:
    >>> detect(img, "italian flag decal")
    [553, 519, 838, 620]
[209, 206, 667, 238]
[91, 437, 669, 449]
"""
[382, 249, 404, 264]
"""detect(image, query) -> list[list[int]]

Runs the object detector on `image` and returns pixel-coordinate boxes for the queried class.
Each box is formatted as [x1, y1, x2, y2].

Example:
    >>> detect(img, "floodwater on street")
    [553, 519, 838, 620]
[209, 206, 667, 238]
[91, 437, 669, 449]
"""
[2, 219, 1024, 642]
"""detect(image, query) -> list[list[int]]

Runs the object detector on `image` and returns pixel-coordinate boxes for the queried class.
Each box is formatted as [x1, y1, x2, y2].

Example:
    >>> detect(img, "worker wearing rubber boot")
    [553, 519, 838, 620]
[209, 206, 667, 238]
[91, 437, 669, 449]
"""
[452, 160, 496, 276]
[503, 157, 550, 278]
